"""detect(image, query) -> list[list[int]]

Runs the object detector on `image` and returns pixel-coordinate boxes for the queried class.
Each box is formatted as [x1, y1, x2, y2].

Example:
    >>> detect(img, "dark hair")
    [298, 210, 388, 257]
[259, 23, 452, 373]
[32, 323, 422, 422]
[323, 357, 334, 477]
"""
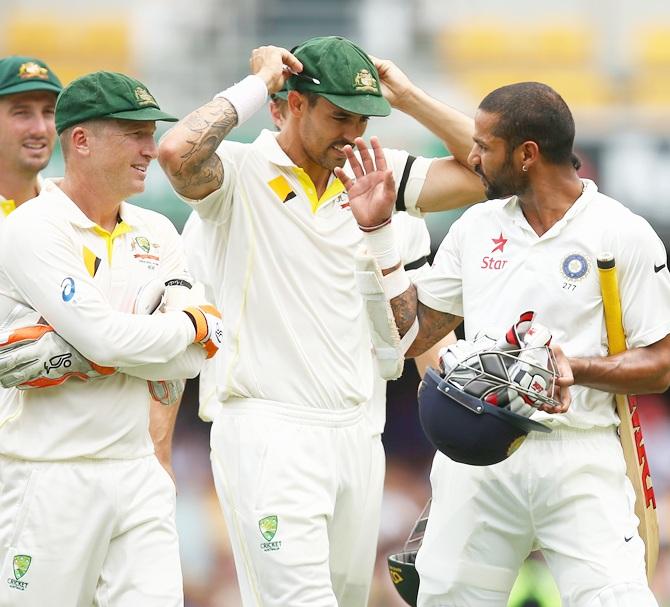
[479, 82, 575, 165]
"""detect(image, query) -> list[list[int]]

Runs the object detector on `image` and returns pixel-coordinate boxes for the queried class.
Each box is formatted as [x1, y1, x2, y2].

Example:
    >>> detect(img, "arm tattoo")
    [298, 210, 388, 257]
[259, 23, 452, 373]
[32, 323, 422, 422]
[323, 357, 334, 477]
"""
[390, 284, 418, 336]
[391, 285, 461, 356]
[412, 302, 460, 356]
[171, 98, 239, 192]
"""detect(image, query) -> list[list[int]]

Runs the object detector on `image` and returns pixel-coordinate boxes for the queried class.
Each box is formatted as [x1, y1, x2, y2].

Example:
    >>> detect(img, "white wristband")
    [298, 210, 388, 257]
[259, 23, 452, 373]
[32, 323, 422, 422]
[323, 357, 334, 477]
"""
[363, 223, 400, 270]
[214, 75, 268, 126]
[382, 266, 410, 299]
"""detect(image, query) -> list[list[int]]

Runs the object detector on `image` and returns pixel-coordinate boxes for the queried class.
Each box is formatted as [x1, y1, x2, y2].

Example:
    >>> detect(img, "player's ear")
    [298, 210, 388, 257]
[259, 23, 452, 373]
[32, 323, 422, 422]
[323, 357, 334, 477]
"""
[519, 140, 539, 167]
[69, 125, 93, 157]
[287, 90, 307, 117]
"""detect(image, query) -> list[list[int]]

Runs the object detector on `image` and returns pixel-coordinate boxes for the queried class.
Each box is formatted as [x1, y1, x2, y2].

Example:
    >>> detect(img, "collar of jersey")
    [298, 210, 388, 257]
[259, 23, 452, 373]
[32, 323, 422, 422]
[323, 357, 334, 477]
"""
[42, 178, 137, 230]
[503, 178, 596, 237]
[254, 129, 346, 213]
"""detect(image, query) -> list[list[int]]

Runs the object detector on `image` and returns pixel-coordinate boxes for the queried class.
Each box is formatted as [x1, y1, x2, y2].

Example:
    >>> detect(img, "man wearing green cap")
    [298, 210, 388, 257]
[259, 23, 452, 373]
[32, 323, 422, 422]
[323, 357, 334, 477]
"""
[160, 36, 483, 606]
[0, 56, 62, 224]
[0, 70, 223, 606]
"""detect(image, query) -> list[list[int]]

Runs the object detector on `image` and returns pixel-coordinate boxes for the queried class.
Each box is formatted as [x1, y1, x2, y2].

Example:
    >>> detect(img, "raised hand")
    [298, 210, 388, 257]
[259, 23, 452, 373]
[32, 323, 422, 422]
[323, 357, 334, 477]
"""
[370, 56, 413, 109]
[250, 45, 303, 95]
[334, 136, 397, 230]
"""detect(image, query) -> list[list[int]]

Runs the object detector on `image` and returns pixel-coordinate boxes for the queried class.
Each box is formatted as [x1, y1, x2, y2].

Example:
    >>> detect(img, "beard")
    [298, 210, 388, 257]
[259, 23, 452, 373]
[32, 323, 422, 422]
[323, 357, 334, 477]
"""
[476, 157, 528, 200]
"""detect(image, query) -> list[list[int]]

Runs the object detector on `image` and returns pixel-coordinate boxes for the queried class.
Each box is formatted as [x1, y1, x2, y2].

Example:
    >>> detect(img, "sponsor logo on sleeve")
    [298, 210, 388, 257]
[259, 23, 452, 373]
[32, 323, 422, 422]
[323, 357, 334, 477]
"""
[61, 277, 76, 302]
[654, 263, 666, 274]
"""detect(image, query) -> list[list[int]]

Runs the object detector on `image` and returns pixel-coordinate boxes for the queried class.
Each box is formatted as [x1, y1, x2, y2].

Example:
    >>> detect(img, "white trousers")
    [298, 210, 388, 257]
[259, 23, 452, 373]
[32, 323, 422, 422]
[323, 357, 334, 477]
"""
[210, 398, 385, 607]
[0, 454, 182, 607]
[416, 426, 658, 607]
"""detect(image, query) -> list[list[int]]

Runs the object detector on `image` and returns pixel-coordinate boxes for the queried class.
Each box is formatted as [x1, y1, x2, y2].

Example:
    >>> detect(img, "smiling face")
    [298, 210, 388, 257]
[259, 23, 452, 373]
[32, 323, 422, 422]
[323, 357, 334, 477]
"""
[0, 90, 57, 178]
[84, 119, 158, 200]
[296, 94, 369, 171]
[468, 109, 528, 200]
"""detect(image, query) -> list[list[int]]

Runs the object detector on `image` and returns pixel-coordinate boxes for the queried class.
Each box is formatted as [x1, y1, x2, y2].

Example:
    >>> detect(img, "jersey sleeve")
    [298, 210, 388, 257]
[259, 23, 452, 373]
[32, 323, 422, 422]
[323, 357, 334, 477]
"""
[612, 214, 670, 348]
[0, 211, 195, 367]
[392, 212, 430, 268]
[413, 215, 465, 316]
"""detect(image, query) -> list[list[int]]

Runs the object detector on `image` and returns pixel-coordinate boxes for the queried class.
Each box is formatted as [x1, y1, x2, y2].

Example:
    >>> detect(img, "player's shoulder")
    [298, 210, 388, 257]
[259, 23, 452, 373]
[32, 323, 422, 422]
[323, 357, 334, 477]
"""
[121, 202, 179, 237]
[3, 187, 57, 230]
[586, 188, 651, 235]
[457, 198, 509, 223]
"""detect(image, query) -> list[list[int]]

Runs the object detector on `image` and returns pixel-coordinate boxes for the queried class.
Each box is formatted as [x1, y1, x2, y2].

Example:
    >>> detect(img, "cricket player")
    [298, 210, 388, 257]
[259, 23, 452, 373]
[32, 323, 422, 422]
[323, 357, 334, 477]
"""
[158, 37, 483, 606]
[0, 71, 222, 606]
[0, 56, 61, 225]
[338, 82, 670, 606]
[0, 55, 184, 483]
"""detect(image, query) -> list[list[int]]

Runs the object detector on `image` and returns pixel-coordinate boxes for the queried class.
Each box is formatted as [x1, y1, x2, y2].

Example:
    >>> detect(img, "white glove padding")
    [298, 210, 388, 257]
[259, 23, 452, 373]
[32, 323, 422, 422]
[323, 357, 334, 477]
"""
[134, 277, 194, 315]
[438, 334, 496, 377]
[134, 277, 206, 399]
[0, 325, 116, 389]
[148, 378, 186, 406]
[484, 312, 556, 416]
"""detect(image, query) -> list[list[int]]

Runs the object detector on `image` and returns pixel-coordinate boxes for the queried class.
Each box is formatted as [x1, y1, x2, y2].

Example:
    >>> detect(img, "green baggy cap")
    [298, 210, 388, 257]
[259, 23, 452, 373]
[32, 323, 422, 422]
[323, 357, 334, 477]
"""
[0, 56, 62, 97]
[287, 36, 391, 117]
[56, 71, 178, 134]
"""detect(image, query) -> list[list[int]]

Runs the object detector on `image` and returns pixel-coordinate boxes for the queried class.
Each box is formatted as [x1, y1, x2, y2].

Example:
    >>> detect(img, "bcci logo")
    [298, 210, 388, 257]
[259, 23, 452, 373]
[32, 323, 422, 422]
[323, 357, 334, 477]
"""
[259, 515, 282, 552]
[561, 253, 590, 281]
[7, 554, 31, 591]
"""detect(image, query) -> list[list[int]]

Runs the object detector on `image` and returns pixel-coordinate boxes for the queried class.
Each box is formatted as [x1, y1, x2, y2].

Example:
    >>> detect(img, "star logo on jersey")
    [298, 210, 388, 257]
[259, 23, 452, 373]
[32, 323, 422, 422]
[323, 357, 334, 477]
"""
[481, 232, 510, 270]
[490, 232, 508, 254]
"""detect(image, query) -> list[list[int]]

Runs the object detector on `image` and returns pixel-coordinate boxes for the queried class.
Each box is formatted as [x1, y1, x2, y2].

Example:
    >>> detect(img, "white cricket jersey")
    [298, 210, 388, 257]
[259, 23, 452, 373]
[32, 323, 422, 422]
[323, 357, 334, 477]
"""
[415, 179, 670, 429]
[0, 175, 43, 227]
[0, 179, 200, 460]
[182, 129, 433, 414]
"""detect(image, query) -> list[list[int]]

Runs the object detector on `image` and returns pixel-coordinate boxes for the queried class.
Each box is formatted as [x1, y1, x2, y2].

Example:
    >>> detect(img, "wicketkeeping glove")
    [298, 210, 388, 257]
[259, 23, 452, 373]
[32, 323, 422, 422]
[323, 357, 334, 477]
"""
[0, 322, 116, 389]
[136, 278, 223, 359]
[134, 277, 208, 404]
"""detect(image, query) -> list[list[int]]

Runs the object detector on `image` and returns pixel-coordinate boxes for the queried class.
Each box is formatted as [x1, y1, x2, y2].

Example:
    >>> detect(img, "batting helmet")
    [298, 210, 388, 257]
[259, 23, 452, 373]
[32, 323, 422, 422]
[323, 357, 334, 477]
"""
[418, 362, 552, 466]
[387, 500, 431, 607]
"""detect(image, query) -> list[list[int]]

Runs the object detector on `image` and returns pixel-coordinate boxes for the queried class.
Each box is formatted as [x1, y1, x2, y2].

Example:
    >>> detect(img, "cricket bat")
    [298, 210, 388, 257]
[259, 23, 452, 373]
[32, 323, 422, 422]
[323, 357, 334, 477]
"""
[597, 253, 659, 582]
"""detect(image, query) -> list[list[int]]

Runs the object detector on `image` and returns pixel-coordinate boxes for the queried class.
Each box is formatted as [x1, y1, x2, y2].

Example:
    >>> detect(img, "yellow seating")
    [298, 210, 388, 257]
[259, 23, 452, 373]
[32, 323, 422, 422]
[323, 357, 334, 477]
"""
[440, 21, 593, 65]
[4, 12, 132, 85]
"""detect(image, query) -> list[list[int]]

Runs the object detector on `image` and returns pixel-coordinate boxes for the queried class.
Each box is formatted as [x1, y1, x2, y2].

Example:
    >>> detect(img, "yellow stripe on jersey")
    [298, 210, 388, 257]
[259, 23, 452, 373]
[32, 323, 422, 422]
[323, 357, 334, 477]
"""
[291, 168, 345, 213]
[92, 221, 133, 264]
[267, 175, 296, 203]
[82, 245, 102, 278]
[1, 199, 16, 217]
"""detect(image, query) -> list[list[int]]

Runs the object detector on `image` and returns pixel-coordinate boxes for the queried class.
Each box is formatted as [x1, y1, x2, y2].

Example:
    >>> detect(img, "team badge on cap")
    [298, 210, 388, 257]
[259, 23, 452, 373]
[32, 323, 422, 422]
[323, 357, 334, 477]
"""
[353, 69, 379, 93]
[134, 86, 157, 107]
[18, 62, 49, 80]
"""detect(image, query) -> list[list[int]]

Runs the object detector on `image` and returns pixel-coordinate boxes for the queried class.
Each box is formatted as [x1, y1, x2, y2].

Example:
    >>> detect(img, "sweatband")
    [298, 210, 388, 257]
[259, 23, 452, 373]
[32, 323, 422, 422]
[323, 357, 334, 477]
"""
[362, 223, 400, 270]
[382, 266, 411, 300]
[214, 75, 268, 126]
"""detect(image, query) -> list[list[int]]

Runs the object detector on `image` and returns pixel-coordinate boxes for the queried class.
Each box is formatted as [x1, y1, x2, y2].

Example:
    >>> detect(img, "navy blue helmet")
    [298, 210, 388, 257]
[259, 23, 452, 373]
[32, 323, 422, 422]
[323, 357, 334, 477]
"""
[418, 366, 552, 466]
